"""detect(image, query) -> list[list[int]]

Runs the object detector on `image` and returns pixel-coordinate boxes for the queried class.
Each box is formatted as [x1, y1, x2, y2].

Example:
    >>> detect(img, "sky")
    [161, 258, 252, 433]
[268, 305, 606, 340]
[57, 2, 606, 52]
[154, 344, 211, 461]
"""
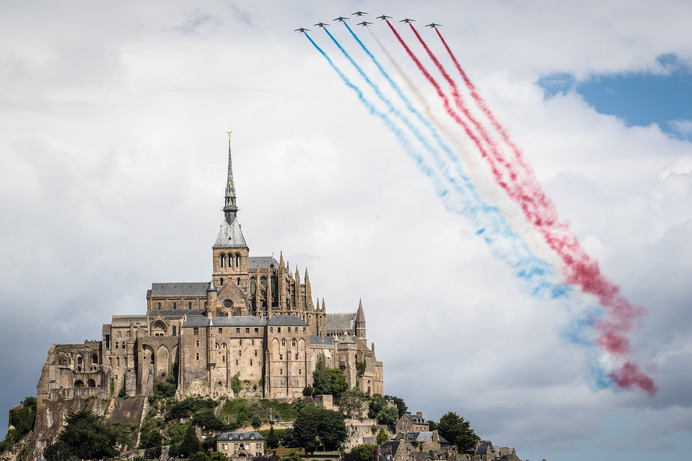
[1, 1, 691, 460]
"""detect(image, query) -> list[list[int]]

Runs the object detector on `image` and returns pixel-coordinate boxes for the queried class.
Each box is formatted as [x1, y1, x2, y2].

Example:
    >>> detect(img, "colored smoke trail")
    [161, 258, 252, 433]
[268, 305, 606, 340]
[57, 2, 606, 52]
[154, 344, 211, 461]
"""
[364, 26, 564, 273]
[304, 32, 567, 301]
[424, 27, 655, 394]
[303, 20, 655, 395]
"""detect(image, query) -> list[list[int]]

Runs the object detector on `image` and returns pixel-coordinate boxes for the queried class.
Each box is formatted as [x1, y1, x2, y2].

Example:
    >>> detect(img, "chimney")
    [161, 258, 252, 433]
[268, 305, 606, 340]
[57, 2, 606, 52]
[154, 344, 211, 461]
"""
[416, 411, 423, 417]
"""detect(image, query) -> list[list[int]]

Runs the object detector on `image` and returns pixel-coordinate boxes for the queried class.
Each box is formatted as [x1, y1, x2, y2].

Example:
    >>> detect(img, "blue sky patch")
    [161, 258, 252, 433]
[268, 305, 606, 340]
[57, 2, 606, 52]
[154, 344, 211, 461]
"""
[537, 54, 692, 140]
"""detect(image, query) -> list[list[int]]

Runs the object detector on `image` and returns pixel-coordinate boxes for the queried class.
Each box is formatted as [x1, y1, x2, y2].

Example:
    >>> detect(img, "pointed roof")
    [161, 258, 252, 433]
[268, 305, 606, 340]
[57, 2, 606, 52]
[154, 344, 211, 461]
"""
[356, 299, 365, 323]
[223, 132, 238, 213]
[215, 134, 248, 248]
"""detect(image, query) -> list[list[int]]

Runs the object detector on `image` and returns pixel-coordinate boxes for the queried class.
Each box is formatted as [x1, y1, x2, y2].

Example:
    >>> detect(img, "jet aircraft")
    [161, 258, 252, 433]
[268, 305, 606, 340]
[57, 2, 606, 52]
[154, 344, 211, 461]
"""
[400, 18, 415, 23]
[313, 22, 329, 28]
[376, 15, 392, 20]
[294, 27, 310, 33]
[357, 21, 373, 27]
[426, 23, 441, 28]
[352, 11, 367, 16]
[333, 16, 348, 22]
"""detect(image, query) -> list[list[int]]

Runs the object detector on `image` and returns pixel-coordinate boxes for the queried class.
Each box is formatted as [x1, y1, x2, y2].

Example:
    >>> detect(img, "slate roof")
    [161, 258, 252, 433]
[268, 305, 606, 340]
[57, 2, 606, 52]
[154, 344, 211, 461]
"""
[406, 432, 449, 444]
[182, 316, 266, 328]
[310, 335, 336, 346]
[267, 315, 308, 326]
[403, 413, 427, 425]
[214, 214, 247, 248]
[149, 282, 209, 298]
[247, 256, 279, 270]
[155, 310, 205, 317]
[216, 431, 266, 442]
[326, 313, 356, 333]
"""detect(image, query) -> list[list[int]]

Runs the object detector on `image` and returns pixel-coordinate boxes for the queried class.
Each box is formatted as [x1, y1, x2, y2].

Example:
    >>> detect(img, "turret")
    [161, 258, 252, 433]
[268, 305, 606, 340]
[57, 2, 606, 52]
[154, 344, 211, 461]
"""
[355, 299, 366, 340]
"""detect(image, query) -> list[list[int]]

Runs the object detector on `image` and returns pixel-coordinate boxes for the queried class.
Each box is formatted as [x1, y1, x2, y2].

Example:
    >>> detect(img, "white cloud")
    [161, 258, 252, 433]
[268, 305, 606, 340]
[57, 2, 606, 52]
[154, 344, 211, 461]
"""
[1, 1, 691, 460]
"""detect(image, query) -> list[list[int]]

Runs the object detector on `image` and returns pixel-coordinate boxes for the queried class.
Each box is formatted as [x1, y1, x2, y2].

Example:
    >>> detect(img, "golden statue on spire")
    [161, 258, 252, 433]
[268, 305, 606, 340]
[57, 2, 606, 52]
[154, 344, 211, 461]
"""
[226, 131, 232, 140]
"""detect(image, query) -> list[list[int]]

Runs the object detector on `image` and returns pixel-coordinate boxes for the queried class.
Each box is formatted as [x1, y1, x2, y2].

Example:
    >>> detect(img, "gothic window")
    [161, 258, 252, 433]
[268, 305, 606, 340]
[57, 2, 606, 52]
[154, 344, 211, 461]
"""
[292, 338, 297, 347]
[250, 277, 256, 296]
[220, 254, 225, 268]
[281, 338, 286, 347]
[173, 326, 177, 336]
[236, 254, 241, 267]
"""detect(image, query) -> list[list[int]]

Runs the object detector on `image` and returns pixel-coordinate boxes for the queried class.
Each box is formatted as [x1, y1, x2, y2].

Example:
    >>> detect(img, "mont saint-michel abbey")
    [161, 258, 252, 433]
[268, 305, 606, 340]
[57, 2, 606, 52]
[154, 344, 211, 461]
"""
[36, 140, 383, 410]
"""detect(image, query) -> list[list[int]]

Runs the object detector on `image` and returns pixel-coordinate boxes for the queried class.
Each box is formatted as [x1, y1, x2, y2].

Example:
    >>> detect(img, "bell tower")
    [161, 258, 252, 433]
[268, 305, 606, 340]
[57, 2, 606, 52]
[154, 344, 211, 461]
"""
[212, 132, 250, 315]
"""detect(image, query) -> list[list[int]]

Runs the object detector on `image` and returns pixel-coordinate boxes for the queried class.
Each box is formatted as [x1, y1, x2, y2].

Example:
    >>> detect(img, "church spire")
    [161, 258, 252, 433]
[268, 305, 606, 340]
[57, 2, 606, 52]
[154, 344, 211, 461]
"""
[223, 131, 238, 215]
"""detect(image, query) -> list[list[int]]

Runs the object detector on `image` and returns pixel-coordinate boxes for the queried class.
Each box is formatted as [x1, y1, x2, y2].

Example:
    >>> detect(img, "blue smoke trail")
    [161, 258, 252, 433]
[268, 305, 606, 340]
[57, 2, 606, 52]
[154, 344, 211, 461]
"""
[319, 29, 569, 299]
[306, 32, 565, 300]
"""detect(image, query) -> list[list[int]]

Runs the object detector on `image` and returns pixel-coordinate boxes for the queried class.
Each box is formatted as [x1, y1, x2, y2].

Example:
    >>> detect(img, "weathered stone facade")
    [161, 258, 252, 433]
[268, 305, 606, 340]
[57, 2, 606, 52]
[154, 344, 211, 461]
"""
[30, 139, 384, 458]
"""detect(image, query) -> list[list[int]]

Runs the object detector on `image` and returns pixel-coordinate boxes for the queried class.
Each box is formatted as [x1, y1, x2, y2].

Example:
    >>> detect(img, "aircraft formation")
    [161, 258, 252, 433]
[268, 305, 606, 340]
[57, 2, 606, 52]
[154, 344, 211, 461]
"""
[295, 12, 440, 32]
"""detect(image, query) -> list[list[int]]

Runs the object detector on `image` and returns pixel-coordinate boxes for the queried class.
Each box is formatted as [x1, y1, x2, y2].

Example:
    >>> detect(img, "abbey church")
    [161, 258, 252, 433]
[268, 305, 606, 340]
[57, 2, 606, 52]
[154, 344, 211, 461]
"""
[34, 139, 384, 414]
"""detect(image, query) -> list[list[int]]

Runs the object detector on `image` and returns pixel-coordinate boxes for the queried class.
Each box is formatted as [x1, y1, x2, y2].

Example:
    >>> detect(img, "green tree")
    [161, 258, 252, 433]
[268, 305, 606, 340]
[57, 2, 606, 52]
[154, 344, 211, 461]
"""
[383, 395, 407, 419]
[291, 405, 347, 452]
[351, 444, 376, 461]
[325, 368, 348, 397]
[318, 410, 348, 451]
[179, 424, 202, 457]
[267, 426, 280, 449]
[43, 440, 72, 461]
[231, 373, 243, 395]
[375, 428, 388, 445]
[436, 412, 480, 454]
[312, 355, 329, 395]
[339, 387, 366, 418]
[50, 409, 118, 460]
[375, 406, 398, 427]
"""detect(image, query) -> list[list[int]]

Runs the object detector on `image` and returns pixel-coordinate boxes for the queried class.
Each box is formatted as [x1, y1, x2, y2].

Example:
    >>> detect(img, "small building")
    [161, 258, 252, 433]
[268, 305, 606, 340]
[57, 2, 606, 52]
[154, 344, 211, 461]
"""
[216, 432, 266, 457]
[395, 412, 428, 434]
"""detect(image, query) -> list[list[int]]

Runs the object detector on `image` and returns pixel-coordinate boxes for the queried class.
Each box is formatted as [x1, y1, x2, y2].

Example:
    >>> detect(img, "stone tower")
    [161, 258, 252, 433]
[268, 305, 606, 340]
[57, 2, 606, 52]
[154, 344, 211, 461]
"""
[211, 135, 250, 316]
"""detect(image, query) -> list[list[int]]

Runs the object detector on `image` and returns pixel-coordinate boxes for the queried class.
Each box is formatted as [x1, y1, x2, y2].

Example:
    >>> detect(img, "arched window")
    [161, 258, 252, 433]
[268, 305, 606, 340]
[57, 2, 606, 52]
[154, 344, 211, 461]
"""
[220, 254, 225, 268]
[291, 338, 297, 347]
[236, 254, 241, 267]
[92, 354, 98, 365]
[281, 338, 286, 347]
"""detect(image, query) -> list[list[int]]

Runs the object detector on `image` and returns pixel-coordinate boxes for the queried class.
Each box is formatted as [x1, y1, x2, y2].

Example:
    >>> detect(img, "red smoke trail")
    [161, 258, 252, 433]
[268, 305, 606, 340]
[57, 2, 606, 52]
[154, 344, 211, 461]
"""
[408, 24, 515, 183]
[384, 20, 510, 192]
[429, 28, 654, 393]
